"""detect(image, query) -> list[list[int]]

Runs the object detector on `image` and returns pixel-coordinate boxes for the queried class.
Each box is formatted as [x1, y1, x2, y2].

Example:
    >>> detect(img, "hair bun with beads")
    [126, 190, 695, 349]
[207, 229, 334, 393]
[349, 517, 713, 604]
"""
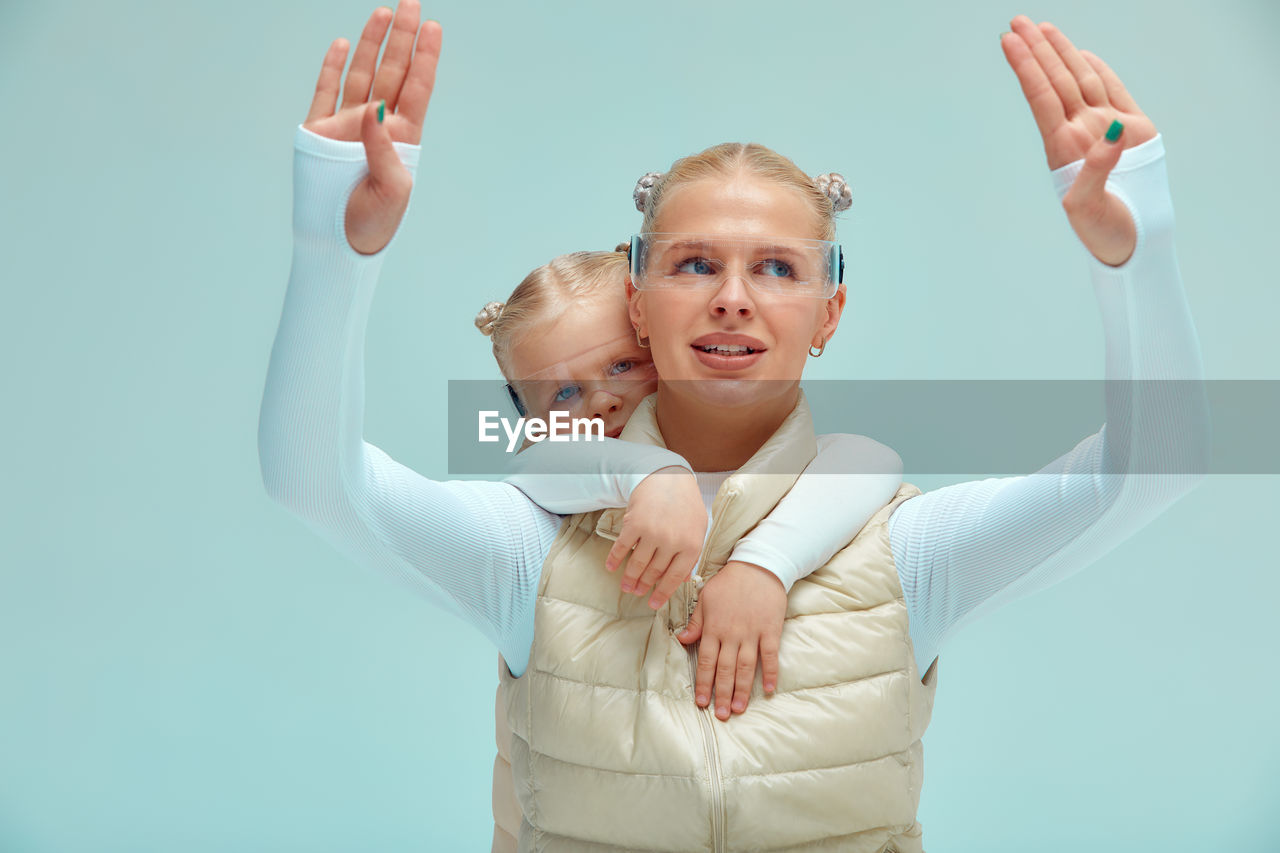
[814, 172, 853, 212]
[633, 171, 664, 212]
[474, 301, 505, 337]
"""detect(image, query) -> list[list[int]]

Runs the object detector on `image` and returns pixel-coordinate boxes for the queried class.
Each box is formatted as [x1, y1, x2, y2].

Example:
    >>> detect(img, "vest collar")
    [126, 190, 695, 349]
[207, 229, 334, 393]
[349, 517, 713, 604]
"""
[595, 390, 819, 574]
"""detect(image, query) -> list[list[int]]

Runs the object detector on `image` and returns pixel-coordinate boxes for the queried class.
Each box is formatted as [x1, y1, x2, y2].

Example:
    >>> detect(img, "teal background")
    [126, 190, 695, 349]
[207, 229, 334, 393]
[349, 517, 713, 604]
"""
[2, 0, 1277, 849]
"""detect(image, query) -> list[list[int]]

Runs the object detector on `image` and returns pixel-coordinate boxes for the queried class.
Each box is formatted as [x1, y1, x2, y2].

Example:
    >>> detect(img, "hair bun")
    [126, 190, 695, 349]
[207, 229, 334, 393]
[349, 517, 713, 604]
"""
[814, 172, 852, 213]
[474, 301, 505, 337]
[633, 171, 663, 213]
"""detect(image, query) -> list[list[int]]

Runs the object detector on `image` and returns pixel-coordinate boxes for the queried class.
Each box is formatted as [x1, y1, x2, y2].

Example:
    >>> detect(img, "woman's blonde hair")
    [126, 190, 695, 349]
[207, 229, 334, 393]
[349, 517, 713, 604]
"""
[475, 245, 631, 379]
[635, 143, 851, 242]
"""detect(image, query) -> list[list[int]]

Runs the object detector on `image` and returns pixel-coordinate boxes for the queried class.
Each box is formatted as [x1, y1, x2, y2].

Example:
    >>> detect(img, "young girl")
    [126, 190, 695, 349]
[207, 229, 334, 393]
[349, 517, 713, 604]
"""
[474, 246, 904, 715]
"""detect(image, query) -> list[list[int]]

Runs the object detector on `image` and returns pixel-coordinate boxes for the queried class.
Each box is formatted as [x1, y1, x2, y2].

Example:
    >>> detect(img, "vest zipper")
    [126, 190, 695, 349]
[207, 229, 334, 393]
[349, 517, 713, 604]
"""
[687, 642, 726, 853]
[684, 487, 733, 853]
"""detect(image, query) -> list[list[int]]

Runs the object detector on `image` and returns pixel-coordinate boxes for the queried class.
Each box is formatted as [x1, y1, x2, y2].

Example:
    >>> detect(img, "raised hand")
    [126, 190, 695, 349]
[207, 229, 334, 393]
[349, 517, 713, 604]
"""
[303, 2, 442, 255]
[1001, 16, 1156, 266]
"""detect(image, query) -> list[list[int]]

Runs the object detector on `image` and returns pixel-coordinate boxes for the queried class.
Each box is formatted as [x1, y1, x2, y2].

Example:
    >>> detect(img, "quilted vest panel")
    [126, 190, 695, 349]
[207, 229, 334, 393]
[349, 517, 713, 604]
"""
[495, 394, 936, 852]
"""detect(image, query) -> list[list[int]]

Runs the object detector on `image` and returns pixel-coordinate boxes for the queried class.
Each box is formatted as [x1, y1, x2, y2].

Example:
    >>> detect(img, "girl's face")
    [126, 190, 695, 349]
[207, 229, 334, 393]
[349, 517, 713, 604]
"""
[627, 174, 845, 405]
[506, 295, 658, 437]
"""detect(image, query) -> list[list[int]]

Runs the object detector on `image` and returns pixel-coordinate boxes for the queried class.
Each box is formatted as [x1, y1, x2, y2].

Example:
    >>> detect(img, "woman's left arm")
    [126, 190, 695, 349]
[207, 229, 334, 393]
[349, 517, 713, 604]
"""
[889, 18, 1210, 677]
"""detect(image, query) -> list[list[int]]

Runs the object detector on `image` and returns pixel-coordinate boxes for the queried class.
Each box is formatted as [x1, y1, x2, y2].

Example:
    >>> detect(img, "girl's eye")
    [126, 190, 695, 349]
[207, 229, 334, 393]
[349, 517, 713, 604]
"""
[552, 384, 581, 404]
[758, 259, 794, 278]
[675, 257, 716, 276]
[608, 360, 635, 376]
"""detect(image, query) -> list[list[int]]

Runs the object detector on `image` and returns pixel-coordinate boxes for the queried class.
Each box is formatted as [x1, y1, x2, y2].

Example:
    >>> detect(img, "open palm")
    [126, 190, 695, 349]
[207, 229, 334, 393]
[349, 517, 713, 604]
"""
[1001, 16, 1157, 265]
[1002, 16, 1156, 167]
[302, 1, 441, 254]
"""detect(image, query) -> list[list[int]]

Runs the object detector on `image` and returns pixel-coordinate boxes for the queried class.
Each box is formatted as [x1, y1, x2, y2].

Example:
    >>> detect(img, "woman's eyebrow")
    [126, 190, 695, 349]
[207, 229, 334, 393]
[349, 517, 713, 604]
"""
[661, 239, 713, 253]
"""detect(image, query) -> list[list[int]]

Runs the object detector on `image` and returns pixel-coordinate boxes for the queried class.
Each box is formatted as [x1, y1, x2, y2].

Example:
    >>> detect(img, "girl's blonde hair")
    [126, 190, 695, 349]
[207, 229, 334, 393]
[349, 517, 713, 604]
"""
[475, 245, 631, 379]
[635, 143, 851, 242]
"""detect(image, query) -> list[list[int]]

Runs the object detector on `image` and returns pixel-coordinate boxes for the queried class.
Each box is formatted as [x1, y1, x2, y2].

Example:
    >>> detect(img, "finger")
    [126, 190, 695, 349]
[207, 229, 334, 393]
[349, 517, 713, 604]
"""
[714, 641, 738, 720]
[371, 0, 423, 112]
[1010, 16, 1085, 115]
[731, 643, 758, 715]
[605, 528, 638, 574]
[1062, 123, 1126, 216]
[396, 20, 442, 141]
[1000, 29, 1065, 141]
[694, 634, 717, 708]
[306, 39, 350, 124]
[621, 542, 658, 594]
[1079, 50, 1142, 114]
[760, 633, 780, 695]
[360, 100, 406, 189]
[678, 599, 703, 645]
[1037, 22, 1107, 108]
[648, 555, 694, 610]
[633, 551, 675, 599]
[341, 6, 394, 109]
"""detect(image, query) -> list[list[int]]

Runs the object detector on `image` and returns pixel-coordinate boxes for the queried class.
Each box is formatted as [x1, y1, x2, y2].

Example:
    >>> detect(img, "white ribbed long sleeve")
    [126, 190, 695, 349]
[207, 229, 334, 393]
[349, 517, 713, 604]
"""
[888, 133, 1209, 675]
[257, 127, 560, 677]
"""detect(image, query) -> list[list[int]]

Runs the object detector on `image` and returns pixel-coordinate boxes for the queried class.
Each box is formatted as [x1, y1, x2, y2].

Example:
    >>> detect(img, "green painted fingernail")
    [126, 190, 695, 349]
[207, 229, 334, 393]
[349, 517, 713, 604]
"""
[377, 100, 385, 123]
[1000, 31, 1009, 41]
[1105, 119, 1123, 143]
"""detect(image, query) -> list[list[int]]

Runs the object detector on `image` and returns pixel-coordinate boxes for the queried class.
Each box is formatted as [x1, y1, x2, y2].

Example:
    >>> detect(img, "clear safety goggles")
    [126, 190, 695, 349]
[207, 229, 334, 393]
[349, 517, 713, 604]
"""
[507, 333, 658, 420]
[630, 233, 844, 299]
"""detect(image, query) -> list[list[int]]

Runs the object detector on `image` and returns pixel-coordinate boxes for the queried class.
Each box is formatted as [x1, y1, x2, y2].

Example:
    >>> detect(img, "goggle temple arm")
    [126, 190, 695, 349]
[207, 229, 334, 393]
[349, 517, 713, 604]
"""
[506, 383, 527, 417]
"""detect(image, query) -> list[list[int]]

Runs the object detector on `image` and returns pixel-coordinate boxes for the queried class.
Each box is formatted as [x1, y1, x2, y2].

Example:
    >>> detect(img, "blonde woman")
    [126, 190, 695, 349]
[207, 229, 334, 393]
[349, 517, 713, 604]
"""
[259, 2, 1206, 848]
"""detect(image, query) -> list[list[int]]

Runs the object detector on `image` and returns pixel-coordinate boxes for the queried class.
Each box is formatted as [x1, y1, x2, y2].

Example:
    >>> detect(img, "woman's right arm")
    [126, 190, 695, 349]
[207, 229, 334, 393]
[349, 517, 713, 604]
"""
[257, 6, 558, 677]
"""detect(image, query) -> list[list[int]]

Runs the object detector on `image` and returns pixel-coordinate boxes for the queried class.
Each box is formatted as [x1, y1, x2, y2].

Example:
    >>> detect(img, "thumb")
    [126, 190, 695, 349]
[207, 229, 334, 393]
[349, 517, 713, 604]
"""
[361, 100, 406, 189]
[678, 599, 703, 645]
[1063, 120, 1125, 211]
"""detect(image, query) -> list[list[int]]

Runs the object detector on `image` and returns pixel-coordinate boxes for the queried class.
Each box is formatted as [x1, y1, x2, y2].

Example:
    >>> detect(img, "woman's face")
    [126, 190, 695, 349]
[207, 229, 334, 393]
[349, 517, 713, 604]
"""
[627, 174, 846, 406]
[506, 296, 658, 438]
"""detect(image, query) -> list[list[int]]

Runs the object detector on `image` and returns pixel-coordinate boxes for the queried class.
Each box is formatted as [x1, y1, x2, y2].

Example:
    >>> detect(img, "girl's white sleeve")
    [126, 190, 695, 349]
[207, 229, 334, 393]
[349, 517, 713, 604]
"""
[257, 126, 561, 677]
[504, 438, 692, 514]
[888, 134, 1210, 677]
[729, 434, 904, 591]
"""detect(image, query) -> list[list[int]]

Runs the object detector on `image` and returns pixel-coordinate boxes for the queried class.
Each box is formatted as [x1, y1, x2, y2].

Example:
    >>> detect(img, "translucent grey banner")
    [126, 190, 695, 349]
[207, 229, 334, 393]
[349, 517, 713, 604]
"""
[447, 380, 1274, 476]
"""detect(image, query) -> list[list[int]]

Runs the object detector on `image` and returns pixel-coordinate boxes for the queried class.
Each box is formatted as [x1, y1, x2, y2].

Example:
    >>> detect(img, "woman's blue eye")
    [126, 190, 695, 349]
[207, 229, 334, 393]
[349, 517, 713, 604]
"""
[759, 259, 794, 278]
[676, 257, 716, 276]
[553, 384, 581, 403]
[608, 360, 634, 376]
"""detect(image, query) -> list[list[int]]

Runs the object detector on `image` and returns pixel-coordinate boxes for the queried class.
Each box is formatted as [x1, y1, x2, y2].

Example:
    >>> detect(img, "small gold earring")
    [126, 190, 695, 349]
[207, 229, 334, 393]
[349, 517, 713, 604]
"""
[808, 338, 826, 358]
[635, 327, 650, 349]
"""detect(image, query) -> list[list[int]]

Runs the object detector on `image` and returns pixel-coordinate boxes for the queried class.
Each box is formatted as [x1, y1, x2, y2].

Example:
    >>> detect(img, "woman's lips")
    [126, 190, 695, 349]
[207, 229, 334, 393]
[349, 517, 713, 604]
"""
[690, 333, 767, 372]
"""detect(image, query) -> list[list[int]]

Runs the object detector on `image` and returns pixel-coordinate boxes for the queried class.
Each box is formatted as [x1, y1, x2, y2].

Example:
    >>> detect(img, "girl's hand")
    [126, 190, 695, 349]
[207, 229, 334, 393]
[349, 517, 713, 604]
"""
[1001, 16, 1156, 266]
[303, 2, 442, 255]
[605, 467, 707, 611]
[678, 561, 786, 721]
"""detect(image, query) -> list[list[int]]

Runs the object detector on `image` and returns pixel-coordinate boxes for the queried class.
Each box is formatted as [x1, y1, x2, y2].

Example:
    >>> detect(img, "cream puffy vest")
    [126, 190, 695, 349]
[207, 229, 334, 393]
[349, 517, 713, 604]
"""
[492, 394, 937, 852]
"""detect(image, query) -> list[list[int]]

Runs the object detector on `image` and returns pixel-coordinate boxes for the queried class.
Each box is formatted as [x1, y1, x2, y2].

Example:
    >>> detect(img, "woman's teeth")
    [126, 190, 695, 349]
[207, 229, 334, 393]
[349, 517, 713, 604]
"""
[698, 345, 756, 354]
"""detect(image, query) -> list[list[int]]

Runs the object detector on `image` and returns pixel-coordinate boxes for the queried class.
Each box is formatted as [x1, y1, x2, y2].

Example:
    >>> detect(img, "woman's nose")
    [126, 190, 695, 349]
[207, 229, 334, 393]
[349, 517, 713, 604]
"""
[710, 274, 755, 319]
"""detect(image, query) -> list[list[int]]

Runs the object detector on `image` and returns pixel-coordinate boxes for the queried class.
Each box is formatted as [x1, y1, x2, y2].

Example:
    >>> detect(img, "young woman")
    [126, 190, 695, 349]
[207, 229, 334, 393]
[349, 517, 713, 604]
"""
[476, 245, 902, 664]
[258, 3, 1206, 849]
